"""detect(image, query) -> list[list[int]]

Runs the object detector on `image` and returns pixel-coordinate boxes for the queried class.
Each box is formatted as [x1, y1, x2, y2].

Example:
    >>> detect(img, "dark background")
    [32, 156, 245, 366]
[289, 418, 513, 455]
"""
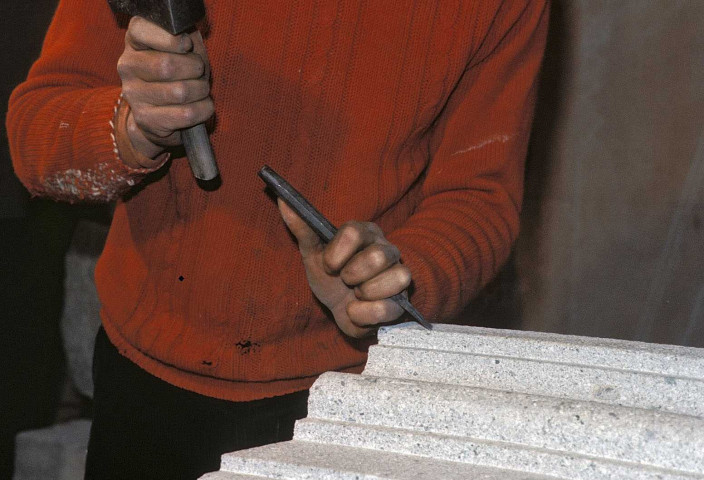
[1, 2, 107, 477]
[1, 2, 67, 478]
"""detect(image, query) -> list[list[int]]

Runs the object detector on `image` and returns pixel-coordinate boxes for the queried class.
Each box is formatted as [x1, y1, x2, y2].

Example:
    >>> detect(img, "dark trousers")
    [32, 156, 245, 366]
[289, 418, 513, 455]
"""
[0, 201, 77, 479]
[85, 327, 308, 480]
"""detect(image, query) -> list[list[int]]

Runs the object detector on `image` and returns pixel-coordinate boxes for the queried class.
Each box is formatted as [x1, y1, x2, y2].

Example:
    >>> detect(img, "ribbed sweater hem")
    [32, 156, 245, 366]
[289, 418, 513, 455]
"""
[101, 314, 365, 402]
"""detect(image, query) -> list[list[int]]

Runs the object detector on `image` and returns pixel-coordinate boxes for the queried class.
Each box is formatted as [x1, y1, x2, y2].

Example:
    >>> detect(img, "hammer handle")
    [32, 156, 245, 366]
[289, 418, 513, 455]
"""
[182, 123, 218, 181]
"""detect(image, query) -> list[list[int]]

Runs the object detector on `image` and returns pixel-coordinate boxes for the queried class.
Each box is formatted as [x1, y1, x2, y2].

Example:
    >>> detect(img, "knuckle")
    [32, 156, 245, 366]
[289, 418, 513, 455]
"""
[128, 16, 143, 29]
[125, 113, 144, 137]
[167, 34, 183, 52]
[178, 106, 197, 125]
[340, 222, 362, 244]
[116, 57, 131, 79]
[157, 56, 176, 79]
[365, 222, 383, 235]
[398, 266, 412, 287]
[373, 302, 389, 322]
[125, 19, 138, 39]
[368, 246, 388, 269]
[171, 82, 188, 104]
[322, 248, 340, 272]
[126, 18, 147, 46]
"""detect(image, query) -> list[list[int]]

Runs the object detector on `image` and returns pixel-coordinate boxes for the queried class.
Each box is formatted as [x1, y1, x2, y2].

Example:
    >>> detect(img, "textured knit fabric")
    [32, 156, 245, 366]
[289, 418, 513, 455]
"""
[8, 0, 549, 401]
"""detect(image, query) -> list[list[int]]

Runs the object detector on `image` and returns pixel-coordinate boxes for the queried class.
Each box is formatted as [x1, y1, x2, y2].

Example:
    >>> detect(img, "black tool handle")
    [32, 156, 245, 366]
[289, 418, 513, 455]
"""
[259, 166, 337, 241]
[182, 123, 218, 180]
[259, 165, 432, 330]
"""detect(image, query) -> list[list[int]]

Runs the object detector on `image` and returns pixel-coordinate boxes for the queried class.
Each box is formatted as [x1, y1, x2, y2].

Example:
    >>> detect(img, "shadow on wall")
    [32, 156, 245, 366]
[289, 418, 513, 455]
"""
[520, 0, 571, 268]
[515, 0, 704, 347]
[514, 0, 572, 332]
[456, 1, 571, 331]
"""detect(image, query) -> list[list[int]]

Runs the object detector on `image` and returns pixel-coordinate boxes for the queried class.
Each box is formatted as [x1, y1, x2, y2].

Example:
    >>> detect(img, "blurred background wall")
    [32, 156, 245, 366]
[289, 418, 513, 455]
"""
[516, 0, 704, 347]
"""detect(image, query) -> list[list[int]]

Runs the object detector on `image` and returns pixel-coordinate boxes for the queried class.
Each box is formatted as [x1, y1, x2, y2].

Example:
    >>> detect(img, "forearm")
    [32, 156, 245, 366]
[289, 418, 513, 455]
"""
[390, 186, 522, 323]
[7, 85, 154, 202]
[388, 0, 549, 322]
[6, 0, 157, 203]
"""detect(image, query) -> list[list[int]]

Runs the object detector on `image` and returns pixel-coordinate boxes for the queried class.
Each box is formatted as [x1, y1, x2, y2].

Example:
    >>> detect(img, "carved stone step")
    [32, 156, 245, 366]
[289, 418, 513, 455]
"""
[294, 418, 699, 480]
[220, 440, 556, 480]
[201, 323, 704, 480]
[200, 472, 272, 479]
[306, 372, 704, 474]
[372, 324, 704, 379]
[364, 325, 704, 416]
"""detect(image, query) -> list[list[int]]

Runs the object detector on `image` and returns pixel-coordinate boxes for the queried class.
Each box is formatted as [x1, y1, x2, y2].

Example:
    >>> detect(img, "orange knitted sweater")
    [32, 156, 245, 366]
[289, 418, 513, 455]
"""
[8, 0, 548, 401]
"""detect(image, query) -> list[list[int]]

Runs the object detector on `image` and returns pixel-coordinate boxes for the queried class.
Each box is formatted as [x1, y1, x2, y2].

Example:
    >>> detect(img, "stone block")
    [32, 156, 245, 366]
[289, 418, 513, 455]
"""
[365, 324, 704, 416]
[374, 323, 704, 378]
[13, 420, 91, 480]
[220, 440, 554, 480]
[306, 372, 704, 474]
[294, 418, 692, 480]
[202, 323, 704, 480]
[60, 219, 108, 398]
[199, 473, 268, 479]
[366, 346, 704, 417]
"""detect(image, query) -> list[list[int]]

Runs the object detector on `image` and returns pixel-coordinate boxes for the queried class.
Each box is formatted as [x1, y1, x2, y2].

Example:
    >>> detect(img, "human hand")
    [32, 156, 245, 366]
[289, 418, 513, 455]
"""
[117, 17, 213, 166]
[278, 199, 412, 338]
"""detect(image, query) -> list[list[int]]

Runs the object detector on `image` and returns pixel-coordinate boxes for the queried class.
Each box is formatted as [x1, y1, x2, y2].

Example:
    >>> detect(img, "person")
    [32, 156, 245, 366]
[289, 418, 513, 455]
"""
[7, 0, 549, 478]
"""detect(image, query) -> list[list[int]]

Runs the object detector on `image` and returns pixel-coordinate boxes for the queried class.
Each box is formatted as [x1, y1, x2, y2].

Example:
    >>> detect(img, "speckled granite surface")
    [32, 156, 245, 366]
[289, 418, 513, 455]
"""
[204, 323, 704, 480]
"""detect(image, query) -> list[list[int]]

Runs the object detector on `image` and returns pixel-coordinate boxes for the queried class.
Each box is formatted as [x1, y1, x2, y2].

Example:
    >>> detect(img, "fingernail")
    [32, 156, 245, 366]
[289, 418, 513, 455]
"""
[180, 34, 193, 52]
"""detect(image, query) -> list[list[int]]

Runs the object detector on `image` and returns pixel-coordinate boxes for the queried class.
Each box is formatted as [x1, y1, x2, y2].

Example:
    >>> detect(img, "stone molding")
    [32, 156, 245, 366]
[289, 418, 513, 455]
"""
[203, 323, 704, 479]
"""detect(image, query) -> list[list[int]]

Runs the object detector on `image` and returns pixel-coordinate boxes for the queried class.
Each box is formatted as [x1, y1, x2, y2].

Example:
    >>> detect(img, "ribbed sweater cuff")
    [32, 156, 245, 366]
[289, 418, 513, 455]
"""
[27, 88, 165, 203]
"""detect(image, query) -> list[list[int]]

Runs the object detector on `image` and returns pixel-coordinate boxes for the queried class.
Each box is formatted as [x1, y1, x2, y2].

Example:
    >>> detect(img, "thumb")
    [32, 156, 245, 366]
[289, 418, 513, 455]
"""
[277, 198, 323, 256]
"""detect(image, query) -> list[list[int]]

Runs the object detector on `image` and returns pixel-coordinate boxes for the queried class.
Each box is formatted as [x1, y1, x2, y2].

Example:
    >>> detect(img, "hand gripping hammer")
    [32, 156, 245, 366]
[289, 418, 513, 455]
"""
[108, 0, 219, 181]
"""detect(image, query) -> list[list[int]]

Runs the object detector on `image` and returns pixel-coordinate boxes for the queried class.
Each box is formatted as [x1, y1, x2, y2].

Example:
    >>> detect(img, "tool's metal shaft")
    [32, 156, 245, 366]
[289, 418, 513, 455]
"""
[259, 165, 432, 330]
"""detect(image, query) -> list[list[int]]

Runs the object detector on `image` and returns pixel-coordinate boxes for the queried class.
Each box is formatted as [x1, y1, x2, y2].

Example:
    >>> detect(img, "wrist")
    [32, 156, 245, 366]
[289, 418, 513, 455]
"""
[125, 112, 165, 162]
[113, 98, 168, 170]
